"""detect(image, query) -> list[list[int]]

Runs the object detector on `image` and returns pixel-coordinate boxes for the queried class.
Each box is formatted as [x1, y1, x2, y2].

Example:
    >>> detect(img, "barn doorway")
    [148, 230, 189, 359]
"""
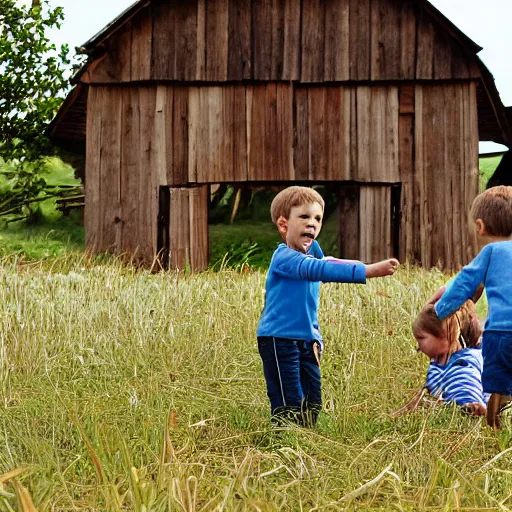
[339, 183, 401, 262]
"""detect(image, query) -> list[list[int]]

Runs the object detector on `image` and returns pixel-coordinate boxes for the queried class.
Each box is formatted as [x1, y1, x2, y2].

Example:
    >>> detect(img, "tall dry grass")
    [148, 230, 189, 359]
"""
[0, 256, 511, 511]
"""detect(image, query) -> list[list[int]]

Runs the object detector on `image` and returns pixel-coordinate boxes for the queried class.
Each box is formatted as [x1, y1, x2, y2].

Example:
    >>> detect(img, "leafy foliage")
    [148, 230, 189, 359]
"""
[0, 0, 71, 160]
[0, 0, 83, 221]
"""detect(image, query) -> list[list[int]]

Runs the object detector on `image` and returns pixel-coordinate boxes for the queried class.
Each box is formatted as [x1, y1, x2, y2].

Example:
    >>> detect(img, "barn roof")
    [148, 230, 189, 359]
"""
[48, 0, 512, 149]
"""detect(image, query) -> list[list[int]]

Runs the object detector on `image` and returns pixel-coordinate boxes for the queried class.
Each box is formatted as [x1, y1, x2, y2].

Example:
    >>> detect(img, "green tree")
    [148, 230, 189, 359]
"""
[0, 0, 70, 160]
[0, 0, 83, 222]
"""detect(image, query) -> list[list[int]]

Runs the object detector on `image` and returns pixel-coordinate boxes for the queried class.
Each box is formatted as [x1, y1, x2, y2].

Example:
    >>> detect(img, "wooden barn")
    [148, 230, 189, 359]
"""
[48, 0, 512, 272]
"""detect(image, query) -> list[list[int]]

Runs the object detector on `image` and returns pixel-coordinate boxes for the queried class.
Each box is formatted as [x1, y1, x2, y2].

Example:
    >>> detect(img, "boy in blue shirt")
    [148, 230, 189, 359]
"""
[433, 185, 512, 428]
[257, 186, 399, 426]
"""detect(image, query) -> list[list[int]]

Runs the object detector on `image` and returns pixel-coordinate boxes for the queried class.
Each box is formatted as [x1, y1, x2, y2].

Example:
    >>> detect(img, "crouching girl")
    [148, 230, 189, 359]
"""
[393, 300, 487, 417]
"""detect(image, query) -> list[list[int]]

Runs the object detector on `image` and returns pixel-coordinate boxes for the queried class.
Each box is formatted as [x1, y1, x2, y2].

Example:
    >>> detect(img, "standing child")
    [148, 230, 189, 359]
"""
[433, 186, 512, 428]
[257, 186, 399, 426]
[392, 300, 487, 417]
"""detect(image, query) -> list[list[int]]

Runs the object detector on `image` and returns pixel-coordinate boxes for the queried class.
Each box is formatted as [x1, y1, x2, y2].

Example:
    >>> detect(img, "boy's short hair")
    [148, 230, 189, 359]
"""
[270, 186, 325, 224]
[470, 186, 512, 237]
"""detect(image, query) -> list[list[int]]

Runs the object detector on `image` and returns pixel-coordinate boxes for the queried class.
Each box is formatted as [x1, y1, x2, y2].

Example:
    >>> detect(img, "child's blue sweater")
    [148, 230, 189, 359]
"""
[257, 241, 366, 341]
[435, 241, 512, 332]
[425, 348, 486, 406]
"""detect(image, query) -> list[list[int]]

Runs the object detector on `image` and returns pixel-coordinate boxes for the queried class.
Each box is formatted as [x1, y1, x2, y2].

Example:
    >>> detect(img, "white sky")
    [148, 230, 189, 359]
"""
[18, 0, 512, 153]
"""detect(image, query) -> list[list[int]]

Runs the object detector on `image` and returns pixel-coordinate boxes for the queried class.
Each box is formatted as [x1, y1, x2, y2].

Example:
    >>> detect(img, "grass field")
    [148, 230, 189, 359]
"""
[1, 256, 512, 511]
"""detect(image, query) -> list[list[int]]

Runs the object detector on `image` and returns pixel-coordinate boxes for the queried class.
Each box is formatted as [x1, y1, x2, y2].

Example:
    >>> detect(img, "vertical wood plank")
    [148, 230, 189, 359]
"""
[293, 87, 310, 181]
[188, 87, 199, 183]
[252, 0, 272, 80]
[309, 88, 326, 180]
[85, 86, 102, 250]
[196, 0, 206, 79]
[271, 0, 286, 79]
[415, 85, 426, 266]
[301, 0, 325, 82]
[172, 86, 190, 185]
[189, 185, 209, 271]
[131, 10, 152, 81]
[433, 32, 453, 80]
[324, 0, 349, 81]
[99, 87, 123, 252]
[399, 85, 415, 114]
[399, 113, 414, 263]
[206, 0, 229, 80]
[120, 87, 141, 258]
[349, 0, 371, 80]
[169, 188, 190, 269]
[232, 86, 249, 181]
[154, 85, 170, 188]
[228, 0, 252, 80]
[282, 0, 300, 80]
[356, 86, 371, 182]
[151, 0, 177, 80]
[465, 81, 479, 263]
[370, 0, 400, 80]
[399, 0, 416, 80]
[349, 87, 358, 179]
[138, 86, 158, 264]
[275, 83, 294, 180]
[416, 11, 434, 80]
[175, 1, 199, 80]
[325, 86, 347, 180]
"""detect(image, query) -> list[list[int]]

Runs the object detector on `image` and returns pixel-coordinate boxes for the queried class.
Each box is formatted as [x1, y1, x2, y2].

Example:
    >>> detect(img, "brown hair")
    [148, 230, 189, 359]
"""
[270, 186, 325, 224]
[413, 300, 482, 357]
[470, 185, 512, 237]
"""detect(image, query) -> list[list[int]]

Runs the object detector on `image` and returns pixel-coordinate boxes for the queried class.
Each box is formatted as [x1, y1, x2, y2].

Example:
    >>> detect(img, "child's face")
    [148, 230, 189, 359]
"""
[415, 330, 450, 361]
[278, 202, 323, 253]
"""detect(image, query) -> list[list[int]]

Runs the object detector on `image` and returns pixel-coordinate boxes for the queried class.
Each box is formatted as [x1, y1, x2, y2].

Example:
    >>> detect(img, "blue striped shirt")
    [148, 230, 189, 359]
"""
[425, 348, 487, 406]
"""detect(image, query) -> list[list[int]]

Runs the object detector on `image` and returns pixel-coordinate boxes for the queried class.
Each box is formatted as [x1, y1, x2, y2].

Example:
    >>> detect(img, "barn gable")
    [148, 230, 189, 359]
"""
[76, 0, 481, 84]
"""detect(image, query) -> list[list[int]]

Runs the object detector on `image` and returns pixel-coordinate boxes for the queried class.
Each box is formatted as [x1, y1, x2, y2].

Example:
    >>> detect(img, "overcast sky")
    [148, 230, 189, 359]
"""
[20, 0, 512, 152]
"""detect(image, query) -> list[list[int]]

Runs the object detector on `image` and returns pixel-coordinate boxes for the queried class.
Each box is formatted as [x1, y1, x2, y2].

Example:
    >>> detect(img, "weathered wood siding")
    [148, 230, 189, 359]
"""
[85, 80, 478, 270]
[397, 81, 479, 269]
[81, 0, 480, 84]
[86, 85, 158, 265]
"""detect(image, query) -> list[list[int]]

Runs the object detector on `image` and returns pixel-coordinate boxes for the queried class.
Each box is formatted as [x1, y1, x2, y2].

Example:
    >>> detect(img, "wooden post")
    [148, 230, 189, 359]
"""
[168, 186, 209, 272]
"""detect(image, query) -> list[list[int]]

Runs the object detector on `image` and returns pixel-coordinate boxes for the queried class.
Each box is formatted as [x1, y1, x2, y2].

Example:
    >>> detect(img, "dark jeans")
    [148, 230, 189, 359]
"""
[482, 331, 512, 394]
[257, 336, 322, 426]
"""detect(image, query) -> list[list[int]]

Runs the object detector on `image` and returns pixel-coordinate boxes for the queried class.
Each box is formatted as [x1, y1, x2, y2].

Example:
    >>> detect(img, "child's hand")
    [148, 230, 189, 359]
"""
[365, 258, 399, 278]
[426, 286, 446, 305]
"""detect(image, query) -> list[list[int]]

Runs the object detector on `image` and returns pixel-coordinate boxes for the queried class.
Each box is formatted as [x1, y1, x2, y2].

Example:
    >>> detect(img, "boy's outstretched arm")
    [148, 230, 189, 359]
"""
[365, 258, 400, 278]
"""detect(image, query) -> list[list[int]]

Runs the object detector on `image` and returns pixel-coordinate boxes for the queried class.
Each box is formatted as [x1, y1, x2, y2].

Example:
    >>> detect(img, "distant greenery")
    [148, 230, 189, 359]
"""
[0, 155, 82, 223]
[479, 155, 502, 190]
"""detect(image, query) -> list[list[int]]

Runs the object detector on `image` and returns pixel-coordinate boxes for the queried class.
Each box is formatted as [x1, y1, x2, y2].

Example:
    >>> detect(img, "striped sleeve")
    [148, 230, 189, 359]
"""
[425, 364, 444, 398]
[442, 358, 486, 406]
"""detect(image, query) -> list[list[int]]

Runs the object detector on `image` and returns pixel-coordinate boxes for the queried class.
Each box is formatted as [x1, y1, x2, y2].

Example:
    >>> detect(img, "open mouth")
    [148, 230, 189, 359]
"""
[302, 233, 315, 239]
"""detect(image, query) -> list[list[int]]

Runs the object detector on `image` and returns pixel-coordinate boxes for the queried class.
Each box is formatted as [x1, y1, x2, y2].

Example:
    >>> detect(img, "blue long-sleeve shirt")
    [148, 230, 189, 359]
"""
[425, 348, 487, 406]
[257, 241, 367, 341]
[435, 241, 512, 333]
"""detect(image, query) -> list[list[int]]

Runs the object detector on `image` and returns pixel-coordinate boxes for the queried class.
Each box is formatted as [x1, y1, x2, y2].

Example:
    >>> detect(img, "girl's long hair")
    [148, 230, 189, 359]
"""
[413, 300, 482, 357]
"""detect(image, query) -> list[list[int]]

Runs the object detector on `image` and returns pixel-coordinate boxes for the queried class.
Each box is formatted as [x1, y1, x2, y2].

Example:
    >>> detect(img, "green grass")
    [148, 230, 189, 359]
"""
[1, 256, 512, 511]
[0, 213, 84, 261]
[479, 155, 502, 191]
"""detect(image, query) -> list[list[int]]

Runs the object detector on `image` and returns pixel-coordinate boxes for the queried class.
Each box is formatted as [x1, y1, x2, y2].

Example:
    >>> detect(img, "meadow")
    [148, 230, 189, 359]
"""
[0, 154, 509, 510]
[1, 255, 512, 511]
